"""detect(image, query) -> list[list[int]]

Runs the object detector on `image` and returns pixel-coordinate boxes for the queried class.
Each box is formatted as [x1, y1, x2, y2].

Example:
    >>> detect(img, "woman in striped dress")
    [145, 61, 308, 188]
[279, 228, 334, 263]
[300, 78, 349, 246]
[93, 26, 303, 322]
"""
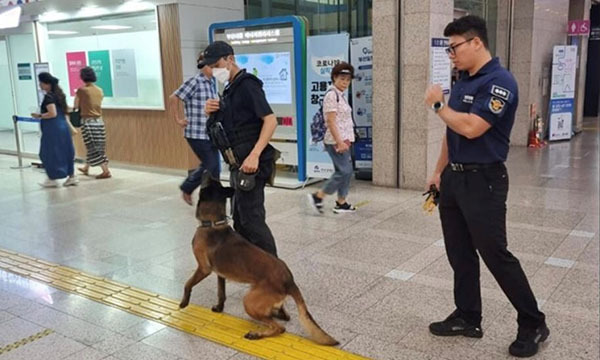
[74, 67, 111, 179]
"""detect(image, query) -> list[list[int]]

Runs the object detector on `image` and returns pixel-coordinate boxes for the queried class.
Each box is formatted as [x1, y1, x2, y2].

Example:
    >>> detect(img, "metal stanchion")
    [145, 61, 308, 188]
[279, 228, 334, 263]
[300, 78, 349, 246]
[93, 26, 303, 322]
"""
[10, 115, 39, 170]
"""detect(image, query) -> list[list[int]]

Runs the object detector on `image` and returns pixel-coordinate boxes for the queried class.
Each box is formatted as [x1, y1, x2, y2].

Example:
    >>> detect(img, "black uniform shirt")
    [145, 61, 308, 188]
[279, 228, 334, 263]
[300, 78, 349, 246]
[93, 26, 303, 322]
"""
[446, 57, 518, 164]
[221, 69, 275, 160]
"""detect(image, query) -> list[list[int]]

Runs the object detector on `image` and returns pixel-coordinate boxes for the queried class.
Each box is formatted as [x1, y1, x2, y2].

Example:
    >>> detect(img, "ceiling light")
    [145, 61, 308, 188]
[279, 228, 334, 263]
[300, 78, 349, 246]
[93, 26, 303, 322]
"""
[78, 5, 109, 18]
[47, 30, 79, 35]
[0, 5, 21, 30]
[118, 0, 154, 12]
[39, 10, 69, 23]
[90, 25, 133, 30]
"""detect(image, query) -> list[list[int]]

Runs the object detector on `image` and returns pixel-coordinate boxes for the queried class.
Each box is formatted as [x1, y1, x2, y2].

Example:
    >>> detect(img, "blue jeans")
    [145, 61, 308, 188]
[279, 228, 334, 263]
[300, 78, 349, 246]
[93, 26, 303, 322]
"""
[180, 138, 220, 194]
[321, 144, 353, 199]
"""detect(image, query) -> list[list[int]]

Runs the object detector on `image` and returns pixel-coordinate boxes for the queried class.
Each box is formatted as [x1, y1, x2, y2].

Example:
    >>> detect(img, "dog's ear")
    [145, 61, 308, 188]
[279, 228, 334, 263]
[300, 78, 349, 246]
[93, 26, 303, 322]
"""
[223, 187, 235, 198]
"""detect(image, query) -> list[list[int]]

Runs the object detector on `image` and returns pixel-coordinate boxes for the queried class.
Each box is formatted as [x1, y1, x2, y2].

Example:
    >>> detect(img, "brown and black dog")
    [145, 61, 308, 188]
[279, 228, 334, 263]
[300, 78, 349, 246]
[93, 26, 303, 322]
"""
[179, 174, 338, 345]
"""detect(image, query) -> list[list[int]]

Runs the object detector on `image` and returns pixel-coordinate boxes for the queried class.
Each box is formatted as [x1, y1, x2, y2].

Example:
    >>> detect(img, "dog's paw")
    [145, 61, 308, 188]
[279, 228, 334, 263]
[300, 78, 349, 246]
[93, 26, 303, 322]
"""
[211, 304, 224, 313]
[244, 332, 262, 340]
[179, 300, 190, 309]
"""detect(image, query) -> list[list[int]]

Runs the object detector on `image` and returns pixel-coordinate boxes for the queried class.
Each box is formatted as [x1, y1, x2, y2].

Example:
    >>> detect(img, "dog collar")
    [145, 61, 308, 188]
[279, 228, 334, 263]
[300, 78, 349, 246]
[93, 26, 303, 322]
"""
[198, 218, 229, 228]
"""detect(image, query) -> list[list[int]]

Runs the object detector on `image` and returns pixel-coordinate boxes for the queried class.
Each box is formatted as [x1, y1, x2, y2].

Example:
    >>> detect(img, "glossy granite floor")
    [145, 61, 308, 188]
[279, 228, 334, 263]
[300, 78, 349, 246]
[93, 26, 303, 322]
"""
[0, 119, 598, 360]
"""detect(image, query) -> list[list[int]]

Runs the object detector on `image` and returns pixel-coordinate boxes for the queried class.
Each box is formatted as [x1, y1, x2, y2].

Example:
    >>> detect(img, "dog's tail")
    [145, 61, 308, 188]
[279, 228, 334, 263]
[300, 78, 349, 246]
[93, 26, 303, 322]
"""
[288, 282, 339, 346]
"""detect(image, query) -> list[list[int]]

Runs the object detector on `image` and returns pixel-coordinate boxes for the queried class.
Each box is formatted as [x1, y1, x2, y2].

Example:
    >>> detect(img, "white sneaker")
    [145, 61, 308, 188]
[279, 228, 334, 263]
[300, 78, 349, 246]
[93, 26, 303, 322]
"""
[63, 176, 79, 187]
[39, 178, 59, 188]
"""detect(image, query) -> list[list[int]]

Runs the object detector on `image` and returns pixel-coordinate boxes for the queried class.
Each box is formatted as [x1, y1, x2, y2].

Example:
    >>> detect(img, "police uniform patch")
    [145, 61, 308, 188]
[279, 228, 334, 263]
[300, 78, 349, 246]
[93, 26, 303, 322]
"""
[462, 95, 474, 104]
[489, 96, 505, 114]
[491, 85, 511, 101]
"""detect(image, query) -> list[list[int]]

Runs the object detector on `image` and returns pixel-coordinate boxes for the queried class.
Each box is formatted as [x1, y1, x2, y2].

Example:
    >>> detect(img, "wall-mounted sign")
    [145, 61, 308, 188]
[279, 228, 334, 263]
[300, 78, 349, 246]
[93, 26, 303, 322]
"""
[66, 51, 87, 96]
[111, 49, 138, 97]
[17, 63, 31, 80]
[88, 50, 113, 97]
[567, 20, 590, 36]
[0, 0, 42, 6]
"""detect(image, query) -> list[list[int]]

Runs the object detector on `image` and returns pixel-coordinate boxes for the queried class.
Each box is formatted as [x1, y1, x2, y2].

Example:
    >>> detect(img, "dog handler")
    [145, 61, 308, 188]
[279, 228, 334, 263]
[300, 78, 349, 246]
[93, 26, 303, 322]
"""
[424, 16, 548, 358]
[201, 41, 279, 257]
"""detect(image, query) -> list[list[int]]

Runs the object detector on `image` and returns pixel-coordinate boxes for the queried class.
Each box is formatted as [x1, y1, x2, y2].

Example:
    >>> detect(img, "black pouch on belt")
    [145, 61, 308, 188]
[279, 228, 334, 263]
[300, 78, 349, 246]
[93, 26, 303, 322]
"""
[232, 169, 257, 192]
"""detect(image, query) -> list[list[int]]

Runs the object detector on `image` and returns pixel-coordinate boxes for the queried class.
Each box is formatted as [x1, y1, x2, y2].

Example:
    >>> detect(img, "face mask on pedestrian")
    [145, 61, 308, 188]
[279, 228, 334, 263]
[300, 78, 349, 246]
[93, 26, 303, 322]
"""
[213, 67, 230, 84]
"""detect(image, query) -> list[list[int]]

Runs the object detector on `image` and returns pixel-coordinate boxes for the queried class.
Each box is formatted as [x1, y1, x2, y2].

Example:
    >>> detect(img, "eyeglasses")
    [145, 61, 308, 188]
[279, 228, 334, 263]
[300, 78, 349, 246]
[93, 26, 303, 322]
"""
[445, 38, 474, 55]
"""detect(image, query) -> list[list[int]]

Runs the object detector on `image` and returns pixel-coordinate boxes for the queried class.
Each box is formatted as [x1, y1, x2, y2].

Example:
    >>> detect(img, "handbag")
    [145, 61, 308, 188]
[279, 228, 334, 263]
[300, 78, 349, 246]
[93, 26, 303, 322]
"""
[69, 110, 81, 128]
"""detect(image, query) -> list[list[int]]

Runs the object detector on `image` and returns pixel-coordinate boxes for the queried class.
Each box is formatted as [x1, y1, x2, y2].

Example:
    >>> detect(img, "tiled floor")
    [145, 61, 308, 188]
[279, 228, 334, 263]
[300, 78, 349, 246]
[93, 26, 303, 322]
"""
[0, 118, 598, 359]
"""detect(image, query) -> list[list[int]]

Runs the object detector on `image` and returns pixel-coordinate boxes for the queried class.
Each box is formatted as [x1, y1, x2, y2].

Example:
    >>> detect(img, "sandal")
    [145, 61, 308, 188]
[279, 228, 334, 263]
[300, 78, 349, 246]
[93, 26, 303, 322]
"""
[77, 167, 89, 175]
[96, 172, 112, 179]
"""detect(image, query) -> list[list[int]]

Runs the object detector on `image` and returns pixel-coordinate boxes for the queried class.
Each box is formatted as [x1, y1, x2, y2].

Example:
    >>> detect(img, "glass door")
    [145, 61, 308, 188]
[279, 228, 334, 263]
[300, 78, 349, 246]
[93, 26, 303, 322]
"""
[0, 36, 17, 152]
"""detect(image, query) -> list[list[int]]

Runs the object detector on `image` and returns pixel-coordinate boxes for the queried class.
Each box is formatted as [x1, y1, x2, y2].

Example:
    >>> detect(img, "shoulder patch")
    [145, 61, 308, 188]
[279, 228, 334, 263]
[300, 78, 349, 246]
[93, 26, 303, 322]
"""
[488, 96, 505, 114]
[490, 85, 511, 101]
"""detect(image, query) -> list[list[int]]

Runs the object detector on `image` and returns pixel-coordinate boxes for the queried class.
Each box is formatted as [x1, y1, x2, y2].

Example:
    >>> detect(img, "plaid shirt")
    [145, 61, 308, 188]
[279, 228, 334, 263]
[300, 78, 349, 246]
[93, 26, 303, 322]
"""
[173, 73, 216, 140]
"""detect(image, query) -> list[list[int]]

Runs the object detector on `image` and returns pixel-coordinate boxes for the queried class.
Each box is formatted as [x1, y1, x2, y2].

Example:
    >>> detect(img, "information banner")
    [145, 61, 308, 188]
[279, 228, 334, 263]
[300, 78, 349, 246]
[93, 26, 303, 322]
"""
[350, 36, 372, 170]
[111, 49, 138, 97]
[306, 33, 349, 179]
[88, 50, 113, 97]
[66, 51, 87, 96]
[549, 45, 577, 141]
[17, 63, 31, 80]
[430, 38, 451, 94]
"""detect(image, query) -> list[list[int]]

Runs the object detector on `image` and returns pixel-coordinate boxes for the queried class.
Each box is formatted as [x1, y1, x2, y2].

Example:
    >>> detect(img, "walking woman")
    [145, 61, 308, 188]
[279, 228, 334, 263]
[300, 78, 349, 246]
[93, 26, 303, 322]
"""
[75, 67, 111, 179]
[307, 62, 357, 214]
[31, 72, 78, 187]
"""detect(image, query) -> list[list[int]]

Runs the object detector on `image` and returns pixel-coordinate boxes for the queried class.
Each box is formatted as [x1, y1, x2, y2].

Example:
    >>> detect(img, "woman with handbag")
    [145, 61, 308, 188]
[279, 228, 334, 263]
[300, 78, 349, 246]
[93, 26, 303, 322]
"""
[74, 67, 111, 179]
[307, 62, 357, 214]
[31, 72, 78, 187]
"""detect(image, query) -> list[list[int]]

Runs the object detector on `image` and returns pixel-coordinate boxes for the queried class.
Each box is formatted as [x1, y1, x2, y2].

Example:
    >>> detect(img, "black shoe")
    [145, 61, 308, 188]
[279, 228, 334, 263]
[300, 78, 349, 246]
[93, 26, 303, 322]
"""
[509, 323, 550, 358]
[333, 201, 356, 214]
[306, 193, 323, 214]
[429, 311, 483, 338]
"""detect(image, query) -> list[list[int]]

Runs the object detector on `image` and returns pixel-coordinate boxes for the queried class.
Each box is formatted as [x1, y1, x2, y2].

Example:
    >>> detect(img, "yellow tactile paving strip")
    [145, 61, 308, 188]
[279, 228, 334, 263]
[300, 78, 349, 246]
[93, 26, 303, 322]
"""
[0, 248, 370, 360]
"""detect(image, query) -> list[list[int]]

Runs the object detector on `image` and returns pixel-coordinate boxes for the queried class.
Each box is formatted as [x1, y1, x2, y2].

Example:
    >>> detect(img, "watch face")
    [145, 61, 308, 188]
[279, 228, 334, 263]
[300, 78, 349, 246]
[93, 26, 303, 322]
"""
[434, 102, 441, 110]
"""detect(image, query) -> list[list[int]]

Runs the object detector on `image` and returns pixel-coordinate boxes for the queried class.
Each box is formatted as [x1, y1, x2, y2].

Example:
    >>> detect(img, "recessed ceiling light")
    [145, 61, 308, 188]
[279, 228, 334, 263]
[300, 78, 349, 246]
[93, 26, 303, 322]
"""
[47, 30, 79, 35]
[39, 10, 69, 23]
[90, 25, 133, 30]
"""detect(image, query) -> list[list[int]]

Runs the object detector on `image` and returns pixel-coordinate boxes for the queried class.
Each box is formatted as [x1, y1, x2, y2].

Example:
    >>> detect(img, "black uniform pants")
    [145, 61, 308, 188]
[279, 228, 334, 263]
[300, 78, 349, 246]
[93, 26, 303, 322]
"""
[439, 163, 545, 329]
[231, 161, 277, 257]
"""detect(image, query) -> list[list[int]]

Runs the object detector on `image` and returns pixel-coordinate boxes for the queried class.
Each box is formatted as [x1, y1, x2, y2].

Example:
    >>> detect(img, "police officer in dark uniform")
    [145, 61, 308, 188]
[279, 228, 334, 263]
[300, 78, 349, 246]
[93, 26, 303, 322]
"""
[424, 16, 549, 358]
[200, 41, 279, 256]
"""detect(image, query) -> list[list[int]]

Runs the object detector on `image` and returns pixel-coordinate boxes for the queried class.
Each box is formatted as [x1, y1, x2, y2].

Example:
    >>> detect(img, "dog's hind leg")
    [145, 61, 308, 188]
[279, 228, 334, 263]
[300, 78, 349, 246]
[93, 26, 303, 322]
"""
[179, 267, 210, 309]
[243, 287, 286, 340]
[211, 276, 226, 313]
[272, 304, 290, 321]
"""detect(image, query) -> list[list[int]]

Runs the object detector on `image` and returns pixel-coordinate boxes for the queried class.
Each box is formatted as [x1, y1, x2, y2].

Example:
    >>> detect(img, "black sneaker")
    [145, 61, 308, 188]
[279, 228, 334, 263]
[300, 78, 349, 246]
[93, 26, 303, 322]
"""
[509, 323, 550, 358]
[306, 193, 323, 214]
[429, 311, 483, 338]
[333, 201, 356, 214]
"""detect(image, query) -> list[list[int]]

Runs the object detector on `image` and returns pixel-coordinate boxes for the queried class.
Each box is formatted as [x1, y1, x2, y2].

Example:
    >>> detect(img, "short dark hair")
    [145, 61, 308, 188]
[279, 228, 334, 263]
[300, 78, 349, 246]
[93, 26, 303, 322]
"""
[444, 15, 489, 49]
[80, 67, 97, 83]
[331, 62, 354, 82]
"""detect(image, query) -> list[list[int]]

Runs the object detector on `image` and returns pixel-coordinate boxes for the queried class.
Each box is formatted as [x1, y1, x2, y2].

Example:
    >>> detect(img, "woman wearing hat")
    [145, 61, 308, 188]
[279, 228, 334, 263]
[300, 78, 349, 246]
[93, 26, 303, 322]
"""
[31, 72, 77, 187]
[307, 62, 357, 214]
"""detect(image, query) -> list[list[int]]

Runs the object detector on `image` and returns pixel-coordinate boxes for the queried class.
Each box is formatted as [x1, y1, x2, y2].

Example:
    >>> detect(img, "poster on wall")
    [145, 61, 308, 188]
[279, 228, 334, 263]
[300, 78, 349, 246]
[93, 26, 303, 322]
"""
[88, 50, 113, 97]
[430, 38, 451, 94]
[306, 32, 349, 179]
[17, 63, 31, 80]
[33, 62, 50, 106]
[66, 51, 87, 96]
[548, 98, 573, 141]
[350, 36, 373, 170]
[236, 52, 292, 104]
[111, 49, 138, 97]
[548, 45, 577, 141]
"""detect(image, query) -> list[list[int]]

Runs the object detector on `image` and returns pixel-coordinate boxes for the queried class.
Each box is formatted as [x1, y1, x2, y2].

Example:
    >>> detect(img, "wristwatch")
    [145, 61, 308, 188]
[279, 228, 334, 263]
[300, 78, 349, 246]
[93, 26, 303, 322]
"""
[432, 101, 445, 113]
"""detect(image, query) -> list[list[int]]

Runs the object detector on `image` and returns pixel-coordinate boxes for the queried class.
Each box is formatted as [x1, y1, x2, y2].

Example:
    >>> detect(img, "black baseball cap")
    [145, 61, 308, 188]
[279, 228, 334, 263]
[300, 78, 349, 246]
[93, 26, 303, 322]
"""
[199, 41, 234, 67]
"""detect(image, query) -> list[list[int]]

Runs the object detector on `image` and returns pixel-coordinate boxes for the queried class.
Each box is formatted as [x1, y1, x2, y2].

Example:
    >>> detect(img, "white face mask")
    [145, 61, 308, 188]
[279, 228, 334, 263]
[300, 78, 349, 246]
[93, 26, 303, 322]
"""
[213, 67, 230, 84]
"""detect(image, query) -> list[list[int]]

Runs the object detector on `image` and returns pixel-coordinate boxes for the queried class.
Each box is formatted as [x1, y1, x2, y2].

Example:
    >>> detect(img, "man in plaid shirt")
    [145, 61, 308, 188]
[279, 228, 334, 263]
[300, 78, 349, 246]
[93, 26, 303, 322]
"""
[169, 53, 220, 204]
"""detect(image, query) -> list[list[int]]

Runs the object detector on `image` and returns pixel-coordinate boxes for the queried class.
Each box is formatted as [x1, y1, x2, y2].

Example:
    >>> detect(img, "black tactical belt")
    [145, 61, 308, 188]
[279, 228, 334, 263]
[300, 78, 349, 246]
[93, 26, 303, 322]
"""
[449, 162, 503, 172]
